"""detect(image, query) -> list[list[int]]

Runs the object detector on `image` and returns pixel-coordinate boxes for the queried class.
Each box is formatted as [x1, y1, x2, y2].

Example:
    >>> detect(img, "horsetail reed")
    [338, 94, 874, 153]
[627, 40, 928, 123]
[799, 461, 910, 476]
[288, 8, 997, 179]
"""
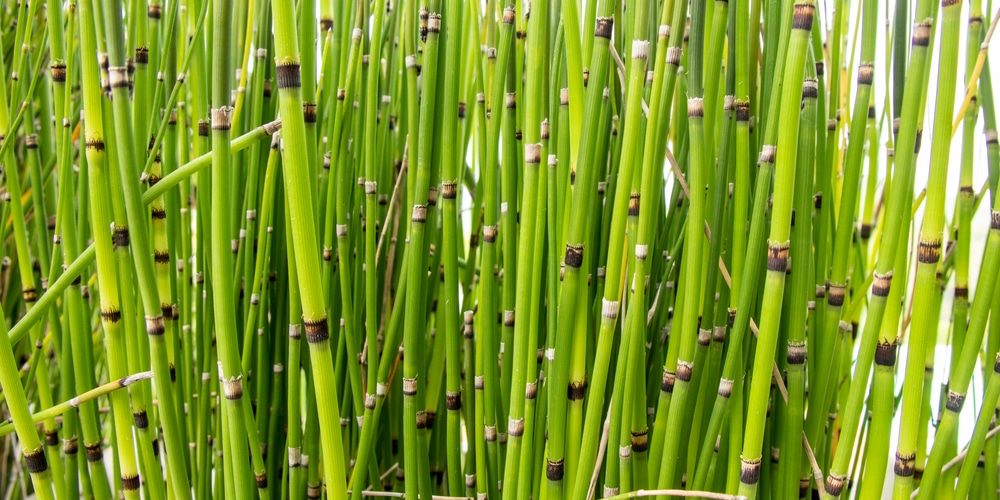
[5, 0, 1000, 498]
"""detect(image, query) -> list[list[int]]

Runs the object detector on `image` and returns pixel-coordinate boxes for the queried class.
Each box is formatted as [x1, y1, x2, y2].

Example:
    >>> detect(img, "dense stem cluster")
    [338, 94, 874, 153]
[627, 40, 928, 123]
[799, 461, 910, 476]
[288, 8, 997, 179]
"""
[1, 0, 1000, 498]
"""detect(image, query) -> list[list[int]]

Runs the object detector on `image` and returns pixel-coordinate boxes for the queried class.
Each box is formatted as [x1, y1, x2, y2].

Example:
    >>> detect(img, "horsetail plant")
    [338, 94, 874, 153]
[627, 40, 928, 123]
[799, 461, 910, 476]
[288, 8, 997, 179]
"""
[3, 0, 1000, 499]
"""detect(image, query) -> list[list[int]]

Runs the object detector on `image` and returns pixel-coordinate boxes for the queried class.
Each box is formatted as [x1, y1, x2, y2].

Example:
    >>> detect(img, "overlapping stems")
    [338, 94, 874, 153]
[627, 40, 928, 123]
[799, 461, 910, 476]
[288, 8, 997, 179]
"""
[4, 1, 1000, 499]
[735, 3, 814, 499]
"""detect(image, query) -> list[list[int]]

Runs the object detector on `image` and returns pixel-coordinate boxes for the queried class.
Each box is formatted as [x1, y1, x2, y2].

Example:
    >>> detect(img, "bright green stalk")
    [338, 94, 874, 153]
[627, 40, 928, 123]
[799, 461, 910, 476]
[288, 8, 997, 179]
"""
[543, 1, 614, 496]
[895, 1, 962, 496]
[820, 16, 928, 490]
[603, 4, 653, 496]
[421, 124, 446, 492]
[473, 90, 497, 500]
[0, 371, 157, 434]
[24, 105, 53, 306]
[759, 0, 780, 134]
[564, 90, 611, 495]
[476, 3, 512, 497]
[614, 6, 673, 490]
[655, 0, 715, 485]
[162, 39, 195, 477]
[691, 17, 738, 481]
[860, 101, 879, 253]
[242, 0, 272, 333]
[323, 17, 362, 306]
[982, 59, 1000, 500]
[523, 75, 554, 500]
[0, 283, 54, 500]
[318, 0, 337, 135]
[913, 270, 942, 486]
[692, 0, 749, 490]
[238, 134, 283, 500]
[188, 12, 214, 485]
[260, 185, 285, 495]
[322, 23, 366, 433]
[473, 0, 511, 485]
[808, 11, 830, 396]
[546, 75, 575, 489]
[0, 35, 62, 495]
[132, 0, 152, 182]
[721, 0, 751, 484]
[271, 0, 356, 493]
[736, 3, 813, 499]
[346, 30, 406, 498]
[104, 74, 164, 500]
[561, 6, 623, 498]
[58, 133, 98, 499]
[702, 0, 730, 158]
[954, 349, 1000, 499]
[139, 2, 212, 183]
[857, 150, 911, 500]
[499, 53, 519, 443]
[953, 0, 982, 431]
[57, 313, 79, 500]
[399, 0, 442, 496]
[502, 0, 548, 494]
[0, 125, 271, 353]
[561, 0, 584, 169]
[687, 0, 792, 487]
[299, 0, 318, 204]
[361, 0, 388, 487]
[940, 4, 982, 494]
[147, 149, 181, 414]
[781, 73, 816, 500]
[914, 26, 996, 500]
[825, 0, 846, 179]
[0, 23, 54, 498]
[77, 1, 143, 496]
[237, 29, 273, 448]
[48, 6, 112, 496]
[463, 10, 496, 497]
[98, 0, 195, 494]
[891, 0, 908, 117]
[286, 200, 305, 500]
[820, 0, 898, 494]
[812, 0, 879, 474]
[515, 135, 550, 500]
[436, 0, 464, 493]
[205, 0, 262, 494]
[330, 0, 382, 492]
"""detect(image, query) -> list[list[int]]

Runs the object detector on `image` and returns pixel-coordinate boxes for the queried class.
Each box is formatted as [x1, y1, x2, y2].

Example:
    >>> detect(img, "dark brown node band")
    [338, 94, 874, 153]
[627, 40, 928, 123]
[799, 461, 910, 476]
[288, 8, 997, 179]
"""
[661, 369, 675, 393]
[872, 271, 893, 297]
[917, 239, 941, 264]
[824, 474, 846, 496]
[121, 473, 140, 491]
[827, 283, 846, 306]
[304, 318, 330, 343]
[546, 459, 565, 480]
[874, 341, 898, 366]
[767, 241, 790, 272]
[146, 315, 165, 336]
[630, 429, 649, 452]
[276, 62, 302, 89]
[85, 443, 103, 462]
[791, 2, 815, 30]
[787, 341, 807, 365]
[740, 457, 762, 484]
[894, 452, 916, 476]
[564, 243, 584, 268]
[595, 17, 614, 39]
